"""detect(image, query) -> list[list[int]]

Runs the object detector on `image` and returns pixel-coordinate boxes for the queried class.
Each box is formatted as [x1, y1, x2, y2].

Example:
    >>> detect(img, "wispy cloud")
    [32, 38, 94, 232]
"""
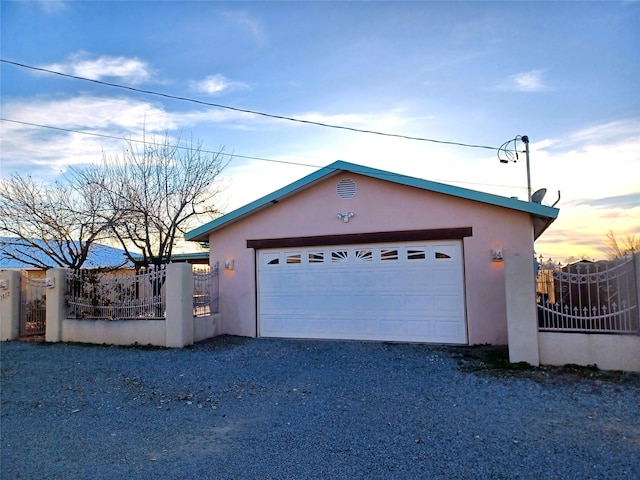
[42, 53, 154, 84]
[570, 193, 640, 209]
[566, 119, 640, 148]
[217, 10, 266, 46]
[0, 94, 262, 177]
[293, 108, 425, 132]
[3, 96, 174, 131]
[37, 0, 67, 14]
[190, 74, 249, 95]
[498, 69, 547, 92]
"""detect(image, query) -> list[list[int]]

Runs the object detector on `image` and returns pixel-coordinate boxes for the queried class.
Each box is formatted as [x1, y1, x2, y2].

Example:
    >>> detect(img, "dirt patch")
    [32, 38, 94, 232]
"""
[452, 344, 640, 387]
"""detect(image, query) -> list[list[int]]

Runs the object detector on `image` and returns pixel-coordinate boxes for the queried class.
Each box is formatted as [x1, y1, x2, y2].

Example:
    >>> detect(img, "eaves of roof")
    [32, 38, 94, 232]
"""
[185, 160, 559, 242]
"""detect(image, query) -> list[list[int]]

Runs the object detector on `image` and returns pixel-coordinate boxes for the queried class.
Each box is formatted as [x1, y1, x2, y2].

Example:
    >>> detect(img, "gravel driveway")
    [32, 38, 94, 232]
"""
[1, 336, 639, 479]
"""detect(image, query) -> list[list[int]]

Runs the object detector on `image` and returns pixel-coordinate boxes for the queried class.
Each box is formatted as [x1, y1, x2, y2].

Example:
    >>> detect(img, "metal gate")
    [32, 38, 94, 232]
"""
[536, 255, 639, 333]
[20, 271, 47, 336]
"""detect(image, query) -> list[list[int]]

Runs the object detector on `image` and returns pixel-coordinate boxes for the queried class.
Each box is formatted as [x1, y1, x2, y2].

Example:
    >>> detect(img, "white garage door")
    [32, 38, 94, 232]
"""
[257, 240, 467, 344]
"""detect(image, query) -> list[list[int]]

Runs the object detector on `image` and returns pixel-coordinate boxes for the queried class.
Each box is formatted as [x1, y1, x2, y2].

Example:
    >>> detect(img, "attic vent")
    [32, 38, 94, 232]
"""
[337, 178, 356, 199]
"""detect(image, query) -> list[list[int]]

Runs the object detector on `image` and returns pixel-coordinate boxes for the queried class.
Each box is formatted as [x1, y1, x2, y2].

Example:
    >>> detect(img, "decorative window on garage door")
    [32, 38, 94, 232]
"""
[308, 252, 325, 264]
[355, 249, 373, 262]
[264, 252, 280, 265]
[434, 244, 456, 260]
[331, 250, 349, 263]
[286, 252, 302, 264]
[380, 248, 399, 261]
[407, 248, 427, 260]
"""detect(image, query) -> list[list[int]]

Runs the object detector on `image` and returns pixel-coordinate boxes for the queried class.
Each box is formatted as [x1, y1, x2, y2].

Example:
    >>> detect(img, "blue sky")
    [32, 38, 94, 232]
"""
[1, 0, 638, 260]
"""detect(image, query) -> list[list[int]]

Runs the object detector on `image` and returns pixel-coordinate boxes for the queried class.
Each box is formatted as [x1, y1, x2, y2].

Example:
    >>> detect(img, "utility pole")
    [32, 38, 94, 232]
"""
[498, 134, 532, 202]
[521, 135, 531, 202]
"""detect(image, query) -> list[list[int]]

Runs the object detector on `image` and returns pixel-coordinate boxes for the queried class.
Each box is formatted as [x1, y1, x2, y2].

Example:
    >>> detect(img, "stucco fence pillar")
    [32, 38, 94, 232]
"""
[165, 262, 194, 348]
[504, 254, 540, 366]
[45, 268, 67, 343]
[0, 270, 21, 341]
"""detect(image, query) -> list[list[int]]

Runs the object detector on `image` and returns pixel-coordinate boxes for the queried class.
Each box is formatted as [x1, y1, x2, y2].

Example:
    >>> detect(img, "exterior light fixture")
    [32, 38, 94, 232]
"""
[337, 212, 354, 223]
[225, 259, 235, 270]
[491, 249, 504, 262]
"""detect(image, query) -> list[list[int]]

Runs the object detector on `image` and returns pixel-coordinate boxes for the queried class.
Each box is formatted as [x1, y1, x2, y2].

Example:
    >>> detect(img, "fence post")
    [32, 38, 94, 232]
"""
[504, 254, 540, 366]
[45, 269, 67, 343]
[165, 263, 194, 348]
[0, 270, 21, 341]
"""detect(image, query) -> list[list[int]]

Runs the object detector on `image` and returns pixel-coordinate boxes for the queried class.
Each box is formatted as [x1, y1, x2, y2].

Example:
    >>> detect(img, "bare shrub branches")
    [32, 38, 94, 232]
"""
[1, 129, 227, 270]
[0, 174, 116, 269]
[71, 131, 227, 268]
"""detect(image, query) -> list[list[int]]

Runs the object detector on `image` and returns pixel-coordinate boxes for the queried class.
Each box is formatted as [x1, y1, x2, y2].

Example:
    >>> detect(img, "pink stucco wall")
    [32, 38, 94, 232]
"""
[208, 172, 534, 345]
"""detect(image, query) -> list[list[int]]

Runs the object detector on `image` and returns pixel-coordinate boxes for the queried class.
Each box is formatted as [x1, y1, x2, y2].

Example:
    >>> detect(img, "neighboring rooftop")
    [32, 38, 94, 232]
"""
[0, 238, 132, 269]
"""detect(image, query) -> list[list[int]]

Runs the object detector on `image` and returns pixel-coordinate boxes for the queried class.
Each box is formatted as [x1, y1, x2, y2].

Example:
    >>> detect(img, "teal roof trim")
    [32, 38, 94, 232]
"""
[185, 160, 559, 242]
[185, 163, 342, 241]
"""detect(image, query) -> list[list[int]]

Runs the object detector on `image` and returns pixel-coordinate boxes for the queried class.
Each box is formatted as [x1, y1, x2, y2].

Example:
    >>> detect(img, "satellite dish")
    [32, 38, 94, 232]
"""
[531, 188, 547, 204]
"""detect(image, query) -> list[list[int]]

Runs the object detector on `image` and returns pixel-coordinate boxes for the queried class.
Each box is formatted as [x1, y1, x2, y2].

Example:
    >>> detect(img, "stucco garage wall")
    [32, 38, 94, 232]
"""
[209, 173, 534, 345]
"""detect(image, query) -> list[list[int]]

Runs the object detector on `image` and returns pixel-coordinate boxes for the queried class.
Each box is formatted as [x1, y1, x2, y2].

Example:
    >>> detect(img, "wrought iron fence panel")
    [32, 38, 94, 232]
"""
[193, 262, 219, 317]
[65, 268, 167, 320]
[20, 271, 47, 336]
[536, 256, 639, 334]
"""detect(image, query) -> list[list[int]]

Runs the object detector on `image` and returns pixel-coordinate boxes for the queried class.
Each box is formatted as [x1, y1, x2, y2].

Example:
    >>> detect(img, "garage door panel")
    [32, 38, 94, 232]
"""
[258, 241, 467, 344]
[407, 320, 436, 337]
[435, 320, 466, 339]
[433, 294, 465, 314]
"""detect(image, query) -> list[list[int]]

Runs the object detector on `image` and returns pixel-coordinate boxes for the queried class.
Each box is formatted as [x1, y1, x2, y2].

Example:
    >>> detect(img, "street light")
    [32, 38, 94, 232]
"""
[498, 135, 532, 202]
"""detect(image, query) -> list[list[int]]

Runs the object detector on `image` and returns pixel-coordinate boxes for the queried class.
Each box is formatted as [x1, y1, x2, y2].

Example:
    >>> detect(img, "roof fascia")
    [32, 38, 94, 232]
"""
[185, 160, 559, 242]
[334, 160, 559, 219]
[185, 163, 342, 241]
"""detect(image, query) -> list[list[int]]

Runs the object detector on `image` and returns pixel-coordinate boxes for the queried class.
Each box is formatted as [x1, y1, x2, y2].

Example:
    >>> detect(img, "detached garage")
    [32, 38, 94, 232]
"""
[186, 161, 558, 345]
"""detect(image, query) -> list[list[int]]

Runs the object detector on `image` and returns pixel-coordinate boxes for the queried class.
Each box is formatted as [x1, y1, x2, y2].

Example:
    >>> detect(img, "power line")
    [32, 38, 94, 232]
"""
[0, 117, 525, 191]
[1, 58, 502, 151]
[0, 117, 321, 169]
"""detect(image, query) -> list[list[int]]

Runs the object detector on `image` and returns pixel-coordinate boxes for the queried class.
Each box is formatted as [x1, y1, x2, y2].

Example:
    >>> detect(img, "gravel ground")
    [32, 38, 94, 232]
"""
[1, 336, 639, 480]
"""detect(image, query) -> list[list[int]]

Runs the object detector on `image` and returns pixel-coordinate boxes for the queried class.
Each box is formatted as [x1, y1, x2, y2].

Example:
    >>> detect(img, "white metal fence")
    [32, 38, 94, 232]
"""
[193, 262, 219, 317]
[64, 263, 220, 321]
[536, 255, 639, 334]
[65, 268, 167, 320]
[20, 271, 47, 335]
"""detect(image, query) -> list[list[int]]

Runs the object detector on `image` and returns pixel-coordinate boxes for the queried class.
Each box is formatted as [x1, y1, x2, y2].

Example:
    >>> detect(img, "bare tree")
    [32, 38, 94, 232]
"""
[72, 131, 227, 270]
[604, 230, 639, 260]
[0, 174, 118, 269]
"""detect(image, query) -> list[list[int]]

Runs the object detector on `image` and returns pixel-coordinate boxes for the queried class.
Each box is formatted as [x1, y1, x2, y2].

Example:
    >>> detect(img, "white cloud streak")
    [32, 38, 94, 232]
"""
[42, 53, 153, 84]
[190, 74, 249, 95]
[499, 69, 547, 92]
[217, 9, 266, 46]
[37, 0, 67, 14]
